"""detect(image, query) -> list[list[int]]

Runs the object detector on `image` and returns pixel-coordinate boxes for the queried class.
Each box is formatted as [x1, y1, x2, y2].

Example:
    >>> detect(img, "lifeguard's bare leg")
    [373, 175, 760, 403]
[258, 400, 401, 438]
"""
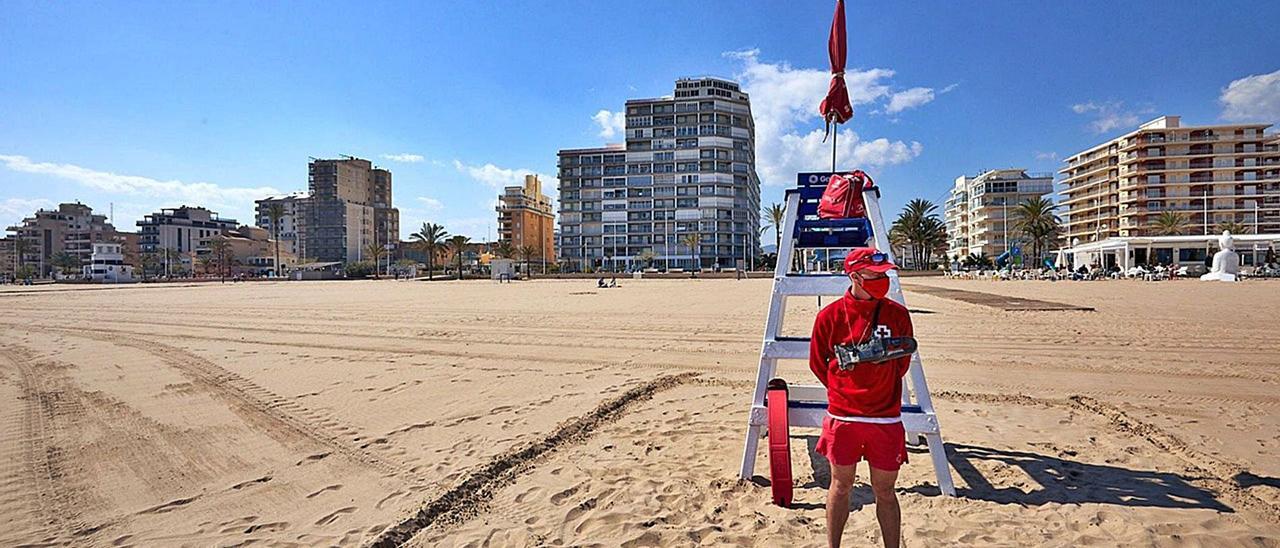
[826, 462, 857, 548]
[870, 466, 900, 548]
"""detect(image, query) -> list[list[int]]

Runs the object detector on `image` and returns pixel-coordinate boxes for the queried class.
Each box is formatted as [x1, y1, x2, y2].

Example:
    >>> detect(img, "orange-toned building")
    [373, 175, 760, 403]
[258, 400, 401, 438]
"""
[497, 175, 556, 267]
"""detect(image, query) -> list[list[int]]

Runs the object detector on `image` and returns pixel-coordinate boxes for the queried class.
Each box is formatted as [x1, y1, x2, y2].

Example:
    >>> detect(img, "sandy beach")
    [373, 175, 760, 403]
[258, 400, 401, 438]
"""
[1, 277, 1278, 547]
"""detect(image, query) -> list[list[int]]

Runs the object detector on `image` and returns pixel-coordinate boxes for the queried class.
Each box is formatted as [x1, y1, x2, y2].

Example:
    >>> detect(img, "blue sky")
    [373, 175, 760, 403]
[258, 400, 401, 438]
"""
[3, 1, 1279, 241]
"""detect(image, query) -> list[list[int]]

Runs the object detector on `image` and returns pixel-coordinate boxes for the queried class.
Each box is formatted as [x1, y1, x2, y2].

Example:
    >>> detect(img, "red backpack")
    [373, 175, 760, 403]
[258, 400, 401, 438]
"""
[817, 170, 873, 219]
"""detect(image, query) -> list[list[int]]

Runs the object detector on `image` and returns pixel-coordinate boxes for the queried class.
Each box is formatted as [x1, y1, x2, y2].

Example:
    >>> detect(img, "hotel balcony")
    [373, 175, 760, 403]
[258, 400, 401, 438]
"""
[1060, 161, 1118, 182]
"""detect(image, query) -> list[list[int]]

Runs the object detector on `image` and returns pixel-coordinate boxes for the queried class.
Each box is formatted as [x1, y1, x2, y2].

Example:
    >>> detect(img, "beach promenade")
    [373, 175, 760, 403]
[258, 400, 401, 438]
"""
[1, 278, 1277, 546]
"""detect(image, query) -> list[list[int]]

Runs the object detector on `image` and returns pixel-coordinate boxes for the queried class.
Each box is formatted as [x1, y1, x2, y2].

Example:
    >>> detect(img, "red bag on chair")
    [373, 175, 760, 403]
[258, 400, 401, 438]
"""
[817, 170, 873, 219]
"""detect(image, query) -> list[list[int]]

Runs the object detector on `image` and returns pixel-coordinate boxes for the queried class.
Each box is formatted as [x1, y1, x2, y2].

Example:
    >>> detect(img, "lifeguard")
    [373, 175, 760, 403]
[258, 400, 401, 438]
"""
[809, 247, 914, 548]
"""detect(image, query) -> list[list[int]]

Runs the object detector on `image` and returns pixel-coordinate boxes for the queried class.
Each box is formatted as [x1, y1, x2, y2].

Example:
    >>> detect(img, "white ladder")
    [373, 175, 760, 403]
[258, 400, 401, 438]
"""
[738, 173, 955, 496]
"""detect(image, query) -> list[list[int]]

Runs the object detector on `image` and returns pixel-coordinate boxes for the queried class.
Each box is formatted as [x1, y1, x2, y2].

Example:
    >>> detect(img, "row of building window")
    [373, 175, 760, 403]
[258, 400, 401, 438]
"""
[565, 162, 749, 177]
[627, 99, 743, 116]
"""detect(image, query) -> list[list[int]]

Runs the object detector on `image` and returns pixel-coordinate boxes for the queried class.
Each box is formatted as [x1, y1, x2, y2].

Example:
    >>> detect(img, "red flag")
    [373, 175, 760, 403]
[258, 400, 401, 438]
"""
[819, 0, 853, 133]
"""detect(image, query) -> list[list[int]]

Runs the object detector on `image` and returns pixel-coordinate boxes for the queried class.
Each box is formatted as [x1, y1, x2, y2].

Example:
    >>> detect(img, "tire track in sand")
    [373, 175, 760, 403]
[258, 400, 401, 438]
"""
[0, 344, 105, 545]
[931, 389, 1280, 524]
[24, 326, 431, 488]
[10, 322, 750, 377]
[1065, 395, 1280, 524]
[368, 372, 698, 547]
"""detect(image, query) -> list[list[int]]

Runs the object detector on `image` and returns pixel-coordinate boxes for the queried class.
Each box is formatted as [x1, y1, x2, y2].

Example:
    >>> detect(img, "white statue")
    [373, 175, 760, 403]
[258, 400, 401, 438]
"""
[1200, 230, 1240, 282]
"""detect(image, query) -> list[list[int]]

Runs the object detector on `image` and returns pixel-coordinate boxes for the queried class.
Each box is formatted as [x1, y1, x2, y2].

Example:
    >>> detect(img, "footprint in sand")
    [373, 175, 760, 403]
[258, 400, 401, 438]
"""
[375, 491, 405, 510]
[306, 484, 344, 499]
[315, 507, 358, 526]
[549, 485, 579, 505]
[138, 496, 198, 515]
[219, 516, 259, 527]
[296, 452, 331, 466]
[513, 487, 544, 504]
[359, 437, 389, 449]
[243, 522, 290, 534]
[229, 475, 272, 490]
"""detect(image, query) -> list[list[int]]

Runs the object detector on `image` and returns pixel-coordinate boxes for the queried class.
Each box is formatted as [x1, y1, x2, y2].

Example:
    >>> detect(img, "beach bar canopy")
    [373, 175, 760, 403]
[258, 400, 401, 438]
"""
[1057, 233, 1280, 270]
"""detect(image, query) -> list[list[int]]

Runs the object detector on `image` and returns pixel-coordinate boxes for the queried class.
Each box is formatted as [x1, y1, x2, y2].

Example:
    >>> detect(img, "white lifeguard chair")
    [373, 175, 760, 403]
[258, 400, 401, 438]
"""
[739, 172, 955, 497]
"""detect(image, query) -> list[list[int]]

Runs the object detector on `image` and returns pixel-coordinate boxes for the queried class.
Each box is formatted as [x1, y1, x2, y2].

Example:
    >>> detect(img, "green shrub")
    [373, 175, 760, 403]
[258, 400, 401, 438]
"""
[344, 261, 375, 278]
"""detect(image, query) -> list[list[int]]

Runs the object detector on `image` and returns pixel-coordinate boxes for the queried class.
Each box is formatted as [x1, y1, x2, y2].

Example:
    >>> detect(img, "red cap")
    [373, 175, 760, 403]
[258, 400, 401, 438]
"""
[843, 247, 897, 274]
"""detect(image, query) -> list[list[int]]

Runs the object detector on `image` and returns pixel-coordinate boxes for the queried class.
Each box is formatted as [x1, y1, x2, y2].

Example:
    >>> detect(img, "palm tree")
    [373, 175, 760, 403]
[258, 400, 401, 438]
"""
[197, 255, 215, 277]
[922, 216, 948, 270]
[963, 253, 994, 269]
[160, 247, 181, 278]
[13, 238, 31, 280]
[637, 249, 657, 269]
[518, 245, 537, 277]
[1012, 197, 1061, 267]
[51, 251, 80, 278]
[680, 233, 701, 270]
[1216, 219, 1249, 235]
[207, 236, 232, 283]
[139, 252, 158, 281]
[411, 222, 448, 280]
[765, 202, 786, 252]
[887, 222, 911, 267]
[1153, 211, 1189, 236]
[492, 240, 515, 260]
[891, 199, 947, 270]
[364, 241, 386, 278]
[266, 203, 285, 277]
[446, 234, 471, 280]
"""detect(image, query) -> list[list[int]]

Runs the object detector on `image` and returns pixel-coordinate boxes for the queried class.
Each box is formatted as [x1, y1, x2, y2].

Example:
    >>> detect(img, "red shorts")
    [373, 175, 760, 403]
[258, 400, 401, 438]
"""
[815, 416, 908, 471]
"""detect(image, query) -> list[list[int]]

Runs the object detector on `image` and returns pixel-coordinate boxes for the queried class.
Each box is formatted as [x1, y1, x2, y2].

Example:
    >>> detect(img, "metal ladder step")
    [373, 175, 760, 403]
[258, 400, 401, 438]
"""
[774, 274, 850, 296]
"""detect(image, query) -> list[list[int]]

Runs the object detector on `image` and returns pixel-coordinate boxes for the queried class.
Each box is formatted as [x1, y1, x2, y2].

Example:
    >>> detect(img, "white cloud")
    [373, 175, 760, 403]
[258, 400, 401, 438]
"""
[775, 128, 922, 171]
[0, 155, 280, 211]
[381, 153, 425, 163]
[452, 160, 556, 192]
[1070, 101, 1149, 134]
[724, 49, 924, 185]
[1034, 151, 1060, 161]
[0, 197, 56, 231]
[416, 196, 444, 211]
[452, 160, 523, 189]
[883, 83, 957, 114]
[1220, 69, 1280, 124]
[886, 87, 934, 114]
[591, 110, 627, 139]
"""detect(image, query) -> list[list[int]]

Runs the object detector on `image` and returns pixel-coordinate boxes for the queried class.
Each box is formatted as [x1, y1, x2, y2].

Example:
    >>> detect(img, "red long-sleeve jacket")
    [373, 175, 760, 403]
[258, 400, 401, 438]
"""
[809, 291, 914, 418]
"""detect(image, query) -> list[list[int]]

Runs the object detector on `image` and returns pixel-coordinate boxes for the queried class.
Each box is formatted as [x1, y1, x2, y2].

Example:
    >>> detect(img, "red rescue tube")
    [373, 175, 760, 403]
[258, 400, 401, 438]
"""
[766, 378, 793, 507]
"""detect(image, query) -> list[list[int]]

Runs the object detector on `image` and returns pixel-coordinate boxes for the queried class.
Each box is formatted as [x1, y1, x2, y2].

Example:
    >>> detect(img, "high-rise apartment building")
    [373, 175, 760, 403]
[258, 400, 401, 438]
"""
[137, 206, 238, 271]
[304, 156, 400, 263]
[6, 202, 120, 277]
[1060, 116, 1279, 243]
[557, 77, 761, 272]
[370, 167, 399, 259]
[944, 169, 1054, 259]
[255, 192, 308, 258]
[496, 174, 556, 266]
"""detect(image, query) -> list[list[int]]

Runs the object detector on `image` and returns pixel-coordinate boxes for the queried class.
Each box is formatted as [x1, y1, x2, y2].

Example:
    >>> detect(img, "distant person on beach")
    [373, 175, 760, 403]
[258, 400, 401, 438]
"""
[808, 248, 913, 548]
